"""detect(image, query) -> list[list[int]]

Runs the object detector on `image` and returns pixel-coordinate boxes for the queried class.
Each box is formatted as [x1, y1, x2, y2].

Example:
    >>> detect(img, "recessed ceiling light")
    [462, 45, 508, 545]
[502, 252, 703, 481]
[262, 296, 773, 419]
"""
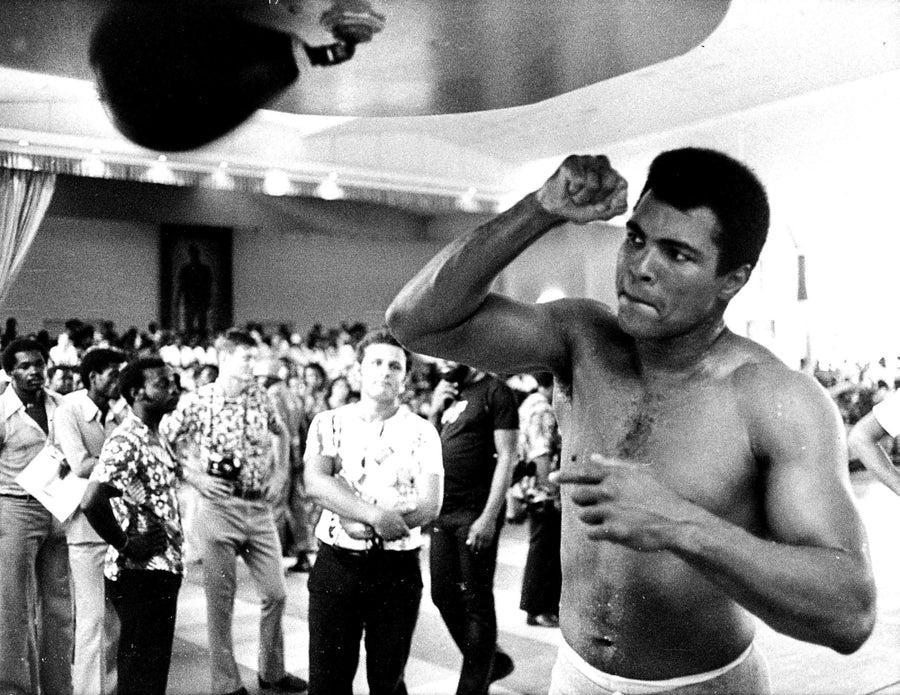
[263, 170, 292, 196]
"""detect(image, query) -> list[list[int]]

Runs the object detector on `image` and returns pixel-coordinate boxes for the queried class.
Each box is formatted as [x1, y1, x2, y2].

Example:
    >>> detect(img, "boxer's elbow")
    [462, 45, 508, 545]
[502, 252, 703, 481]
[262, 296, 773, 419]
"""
[385, 298, 429, 350]
[385, 298, 413, 339]
[829, 576, 877, 654]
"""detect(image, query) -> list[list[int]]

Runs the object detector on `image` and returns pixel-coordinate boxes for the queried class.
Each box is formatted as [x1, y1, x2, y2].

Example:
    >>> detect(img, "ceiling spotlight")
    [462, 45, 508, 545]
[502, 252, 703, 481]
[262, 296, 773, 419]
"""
[210, 168, 234, 191]
[457, 186, 480, 212]
[147, 160, 175, 184]
[315, 172, 345, 200]
[263, 169, 292, 196]
[83, 156, 107, 178]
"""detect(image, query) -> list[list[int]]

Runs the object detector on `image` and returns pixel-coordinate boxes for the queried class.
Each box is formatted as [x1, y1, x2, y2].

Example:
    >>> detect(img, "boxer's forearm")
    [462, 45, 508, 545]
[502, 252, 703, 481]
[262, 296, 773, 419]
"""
[671, 508, 876, 654]
[386, 193, 561, 351]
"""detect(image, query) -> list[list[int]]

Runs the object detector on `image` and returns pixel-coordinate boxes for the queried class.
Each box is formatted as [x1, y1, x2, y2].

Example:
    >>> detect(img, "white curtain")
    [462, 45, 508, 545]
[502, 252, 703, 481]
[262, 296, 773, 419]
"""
[0, 168, 56, 305]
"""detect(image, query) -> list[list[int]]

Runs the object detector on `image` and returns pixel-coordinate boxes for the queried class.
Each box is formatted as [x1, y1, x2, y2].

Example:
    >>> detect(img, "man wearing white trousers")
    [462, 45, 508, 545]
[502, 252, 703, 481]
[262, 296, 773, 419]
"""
[56, 347, 127, 695]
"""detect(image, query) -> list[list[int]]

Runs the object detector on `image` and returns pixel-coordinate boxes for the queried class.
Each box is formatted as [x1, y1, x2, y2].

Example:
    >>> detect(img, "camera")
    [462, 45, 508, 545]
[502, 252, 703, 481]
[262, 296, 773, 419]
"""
[208, 455, 241, 482]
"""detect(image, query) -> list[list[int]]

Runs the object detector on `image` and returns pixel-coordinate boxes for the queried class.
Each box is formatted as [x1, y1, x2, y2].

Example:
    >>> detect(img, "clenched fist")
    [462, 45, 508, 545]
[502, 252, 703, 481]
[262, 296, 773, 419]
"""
[536, 155, 628, 224]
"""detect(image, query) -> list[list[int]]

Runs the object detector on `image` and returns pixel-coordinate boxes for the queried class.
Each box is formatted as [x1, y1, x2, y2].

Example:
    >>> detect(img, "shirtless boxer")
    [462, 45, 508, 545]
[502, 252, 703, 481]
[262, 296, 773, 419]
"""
[386, 148, 876, 693]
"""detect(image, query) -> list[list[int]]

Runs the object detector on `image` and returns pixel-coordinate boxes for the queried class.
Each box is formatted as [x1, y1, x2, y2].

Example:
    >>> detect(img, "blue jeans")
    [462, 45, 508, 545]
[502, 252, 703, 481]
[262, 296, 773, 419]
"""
[0, 495, 73, 695]
[308, 543, 422, 695]
[197, 496, 288, 694]
[107, 570, 181, 695]
[429, 509, 504, 695]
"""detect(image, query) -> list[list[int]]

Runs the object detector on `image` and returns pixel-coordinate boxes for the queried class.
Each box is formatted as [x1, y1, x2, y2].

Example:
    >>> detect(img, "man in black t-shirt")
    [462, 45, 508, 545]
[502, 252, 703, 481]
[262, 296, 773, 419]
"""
[428, 360, 519, 694]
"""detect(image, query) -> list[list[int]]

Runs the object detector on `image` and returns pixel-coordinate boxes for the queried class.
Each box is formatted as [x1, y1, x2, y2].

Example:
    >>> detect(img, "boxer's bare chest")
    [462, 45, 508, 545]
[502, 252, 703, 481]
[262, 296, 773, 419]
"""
[557, 351, 758, 516]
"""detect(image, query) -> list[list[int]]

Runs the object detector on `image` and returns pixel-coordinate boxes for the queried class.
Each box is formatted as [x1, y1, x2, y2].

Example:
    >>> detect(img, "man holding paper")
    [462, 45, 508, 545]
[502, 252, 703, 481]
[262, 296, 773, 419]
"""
[0, 338, 73, 695]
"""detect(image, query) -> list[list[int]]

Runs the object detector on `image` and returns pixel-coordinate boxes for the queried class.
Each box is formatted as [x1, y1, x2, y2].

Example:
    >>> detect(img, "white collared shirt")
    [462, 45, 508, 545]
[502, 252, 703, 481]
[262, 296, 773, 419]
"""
[55, 389, 126, 543]
[0, 386, 63, 495]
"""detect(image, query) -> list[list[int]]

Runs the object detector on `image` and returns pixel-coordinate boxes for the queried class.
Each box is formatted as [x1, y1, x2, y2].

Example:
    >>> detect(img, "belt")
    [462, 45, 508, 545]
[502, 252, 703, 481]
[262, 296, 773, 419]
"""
[328, 543, 420, 559]
[231, 486, 265, 501]
[331, 544, 378, 558]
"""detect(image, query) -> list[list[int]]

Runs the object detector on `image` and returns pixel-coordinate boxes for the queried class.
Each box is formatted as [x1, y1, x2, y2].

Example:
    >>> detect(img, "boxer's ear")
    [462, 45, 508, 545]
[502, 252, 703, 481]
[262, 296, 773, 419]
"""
[717, 264, 751, 303]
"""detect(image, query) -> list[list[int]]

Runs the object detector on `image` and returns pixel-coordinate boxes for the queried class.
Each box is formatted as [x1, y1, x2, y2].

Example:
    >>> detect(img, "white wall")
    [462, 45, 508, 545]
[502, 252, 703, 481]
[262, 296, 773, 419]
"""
[0, 216, 160, 334]
[0, 176, 464, 336]
[233, 227, 444, 332]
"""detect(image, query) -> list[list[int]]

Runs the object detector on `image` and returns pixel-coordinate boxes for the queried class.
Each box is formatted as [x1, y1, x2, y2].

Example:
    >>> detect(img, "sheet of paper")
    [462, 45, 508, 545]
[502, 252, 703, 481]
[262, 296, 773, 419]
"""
[15, 445, 89, 522]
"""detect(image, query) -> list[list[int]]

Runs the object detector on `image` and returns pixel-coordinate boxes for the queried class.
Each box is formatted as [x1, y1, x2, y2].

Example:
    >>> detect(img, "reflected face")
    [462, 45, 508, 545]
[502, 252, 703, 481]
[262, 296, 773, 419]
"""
[614, 192, 739, 340]
[359, 344, 406, 404]
[10, 351, 46, 395]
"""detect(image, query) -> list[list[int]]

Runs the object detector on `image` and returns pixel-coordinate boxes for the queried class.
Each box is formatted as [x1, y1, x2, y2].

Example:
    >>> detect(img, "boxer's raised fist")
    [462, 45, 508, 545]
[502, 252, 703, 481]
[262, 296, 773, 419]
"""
[536, 155, 628, 224]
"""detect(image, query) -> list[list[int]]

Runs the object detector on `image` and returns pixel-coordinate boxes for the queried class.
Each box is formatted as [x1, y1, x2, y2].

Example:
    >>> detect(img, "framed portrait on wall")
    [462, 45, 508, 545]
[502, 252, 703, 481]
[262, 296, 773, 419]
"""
[159, 225, 233, 340]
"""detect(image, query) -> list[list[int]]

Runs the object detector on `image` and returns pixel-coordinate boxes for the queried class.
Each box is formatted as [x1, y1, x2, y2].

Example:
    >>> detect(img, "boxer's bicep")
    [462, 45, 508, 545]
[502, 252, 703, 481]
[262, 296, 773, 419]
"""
[756, 373, 867, 554]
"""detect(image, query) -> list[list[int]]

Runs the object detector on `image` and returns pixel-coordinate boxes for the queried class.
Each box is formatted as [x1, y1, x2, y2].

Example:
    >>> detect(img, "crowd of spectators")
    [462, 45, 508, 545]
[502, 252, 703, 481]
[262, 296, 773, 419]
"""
[4, 314, 900, 481]
[0, 317, 445, 415]
[4, 315, 900, 469]
[810, 357, 900, 467]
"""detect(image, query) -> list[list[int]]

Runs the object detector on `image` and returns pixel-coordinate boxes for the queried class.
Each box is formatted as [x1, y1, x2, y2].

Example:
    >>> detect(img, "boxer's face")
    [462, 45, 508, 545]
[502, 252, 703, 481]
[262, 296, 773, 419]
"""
[615, 192, 747, 340]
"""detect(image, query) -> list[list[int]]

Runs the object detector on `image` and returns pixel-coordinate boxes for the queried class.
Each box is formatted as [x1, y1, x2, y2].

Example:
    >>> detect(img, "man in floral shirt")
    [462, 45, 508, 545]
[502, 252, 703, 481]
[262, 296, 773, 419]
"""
[162, 329, 306, 695]
[81, 356, 184, 695]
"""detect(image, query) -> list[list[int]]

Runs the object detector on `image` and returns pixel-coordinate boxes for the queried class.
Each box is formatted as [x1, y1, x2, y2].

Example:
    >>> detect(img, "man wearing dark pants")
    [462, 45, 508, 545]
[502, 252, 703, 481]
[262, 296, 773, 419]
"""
[304, 328, 443, 695]
[428, 360, 519, 695]
[517, 373, 562, 627]
[81, 357, 184, 695]
[163, 329, 306, 695]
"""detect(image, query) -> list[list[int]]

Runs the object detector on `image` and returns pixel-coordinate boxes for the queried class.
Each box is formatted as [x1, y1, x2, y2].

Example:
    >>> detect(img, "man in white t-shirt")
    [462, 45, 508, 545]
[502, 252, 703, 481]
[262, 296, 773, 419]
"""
[304, 328, 443, 695]
[849, 390, 900, 495]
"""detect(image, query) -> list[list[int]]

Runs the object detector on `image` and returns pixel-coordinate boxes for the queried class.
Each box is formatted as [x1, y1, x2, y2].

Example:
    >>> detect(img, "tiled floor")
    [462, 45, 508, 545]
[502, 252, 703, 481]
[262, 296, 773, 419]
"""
[167, 470, 900, 694]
